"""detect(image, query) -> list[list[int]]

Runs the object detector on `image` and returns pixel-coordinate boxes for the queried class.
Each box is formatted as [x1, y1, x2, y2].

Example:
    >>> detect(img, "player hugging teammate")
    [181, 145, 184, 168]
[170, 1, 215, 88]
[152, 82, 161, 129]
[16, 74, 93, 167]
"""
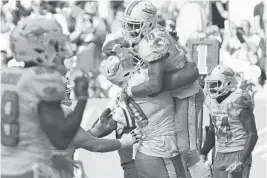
[1, 0, 258, 178]
[103, 0, 211, 177]
[101, 0, 258, 178]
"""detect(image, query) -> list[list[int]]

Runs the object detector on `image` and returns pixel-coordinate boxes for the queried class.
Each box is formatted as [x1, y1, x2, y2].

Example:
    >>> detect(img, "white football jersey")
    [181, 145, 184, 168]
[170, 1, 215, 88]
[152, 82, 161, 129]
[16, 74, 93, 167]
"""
[205, 91, 254, 153]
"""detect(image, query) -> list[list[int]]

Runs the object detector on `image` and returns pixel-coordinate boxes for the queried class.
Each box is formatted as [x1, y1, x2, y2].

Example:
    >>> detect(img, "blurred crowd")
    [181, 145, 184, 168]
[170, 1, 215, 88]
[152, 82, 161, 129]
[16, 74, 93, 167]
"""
[1, 0, 266, 101]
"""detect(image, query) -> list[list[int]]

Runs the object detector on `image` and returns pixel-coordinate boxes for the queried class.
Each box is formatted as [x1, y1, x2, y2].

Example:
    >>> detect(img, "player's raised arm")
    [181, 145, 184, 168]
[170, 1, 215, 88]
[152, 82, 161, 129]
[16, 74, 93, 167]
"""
[149, 60, 199, 97]
[96, 119, 118, 138]
[38, 71, 89, 150]
[129, 60, 165, 97]
[89, 104, 128, 138]
[89, 108, 113, 137]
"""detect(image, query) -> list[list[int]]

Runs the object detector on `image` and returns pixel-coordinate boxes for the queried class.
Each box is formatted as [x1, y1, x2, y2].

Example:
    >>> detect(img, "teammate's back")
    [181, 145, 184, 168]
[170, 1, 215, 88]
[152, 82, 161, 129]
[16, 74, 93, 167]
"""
[1, 17, 90, 178]
[138, 25, 200, 98]
[1, 66, 65, 174]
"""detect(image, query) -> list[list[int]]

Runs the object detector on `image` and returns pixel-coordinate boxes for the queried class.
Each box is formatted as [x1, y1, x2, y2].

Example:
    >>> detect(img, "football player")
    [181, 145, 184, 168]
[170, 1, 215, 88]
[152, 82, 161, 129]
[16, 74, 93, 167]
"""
[1, 17, 89, 178]
[88, 53, 202, 178]
[51, 93, 140, 178]
[201, 65, 258, 178]
[102, 1, 210, 177]
[102, 55, 185, 178]
[90, 101, 140, 178]
[51, 116, 139, 178]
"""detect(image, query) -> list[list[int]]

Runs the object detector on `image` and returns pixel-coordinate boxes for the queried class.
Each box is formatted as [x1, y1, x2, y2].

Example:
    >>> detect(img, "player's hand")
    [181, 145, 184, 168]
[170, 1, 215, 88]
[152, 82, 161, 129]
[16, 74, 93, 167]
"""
[71, 69, 89, 99]
[225, 161, 243, 174]
[99, 108, 112, 126]
[51, 155, 75, 177]
[113, 45, 137, 60]
[119, 130, 141, 148]
[118, 37, 131, 48]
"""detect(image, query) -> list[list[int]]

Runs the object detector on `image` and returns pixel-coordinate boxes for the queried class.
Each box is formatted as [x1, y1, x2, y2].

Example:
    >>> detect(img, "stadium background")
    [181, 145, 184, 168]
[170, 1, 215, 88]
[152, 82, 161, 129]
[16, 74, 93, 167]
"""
[0, 0, 266, 178]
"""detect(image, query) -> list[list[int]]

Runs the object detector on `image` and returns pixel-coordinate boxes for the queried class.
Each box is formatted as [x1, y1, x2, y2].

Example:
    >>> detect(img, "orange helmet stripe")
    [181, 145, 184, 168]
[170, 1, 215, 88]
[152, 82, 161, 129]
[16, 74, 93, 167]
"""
[125, 0, 142, 15]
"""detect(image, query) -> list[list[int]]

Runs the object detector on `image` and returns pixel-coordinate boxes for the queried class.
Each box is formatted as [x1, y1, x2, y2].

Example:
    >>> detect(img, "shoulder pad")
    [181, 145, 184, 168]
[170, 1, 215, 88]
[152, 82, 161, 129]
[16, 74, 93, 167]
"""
[227, 92, 254, 116]
[30, 67, 66, 102]
[234, 92, 254, 110]
[138, 28, 171, 62]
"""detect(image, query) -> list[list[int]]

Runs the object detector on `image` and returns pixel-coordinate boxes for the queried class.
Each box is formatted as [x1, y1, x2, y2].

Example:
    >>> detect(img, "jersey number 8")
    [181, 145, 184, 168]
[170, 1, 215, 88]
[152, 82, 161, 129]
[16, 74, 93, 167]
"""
[1, 91, 20, 146]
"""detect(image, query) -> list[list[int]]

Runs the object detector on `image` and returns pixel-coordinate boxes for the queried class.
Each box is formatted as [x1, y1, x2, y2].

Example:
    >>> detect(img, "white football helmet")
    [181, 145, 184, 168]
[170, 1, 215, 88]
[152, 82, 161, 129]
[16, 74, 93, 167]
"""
[205, 65, 237, 99]
[104, 56, 135, 87]
[121, 0, 158, 44]
[10, 17, 73, 71]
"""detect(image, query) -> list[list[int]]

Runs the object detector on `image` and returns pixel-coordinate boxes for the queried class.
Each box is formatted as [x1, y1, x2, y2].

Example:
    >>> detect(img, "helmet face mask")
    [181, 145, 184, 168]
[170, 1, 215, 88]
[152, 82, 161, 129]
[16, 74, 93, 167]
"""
[121, 0, 157, 44]
[121, 20, 144, 40]
[205, 79, 226, 99]
[205, 65, 237, 99]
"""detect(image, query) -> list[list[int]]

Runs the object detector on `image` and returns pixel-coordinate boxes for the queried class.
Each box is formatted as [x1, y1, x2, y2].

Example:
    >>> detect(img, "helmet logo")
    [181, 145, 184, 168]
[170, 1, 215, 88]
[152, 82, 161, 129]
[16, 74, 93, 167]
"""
[222, 70, 234, 77]
[125, 0, 142, 15]
[142, 6, 157, 15]
[142, 3, 157, 15]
